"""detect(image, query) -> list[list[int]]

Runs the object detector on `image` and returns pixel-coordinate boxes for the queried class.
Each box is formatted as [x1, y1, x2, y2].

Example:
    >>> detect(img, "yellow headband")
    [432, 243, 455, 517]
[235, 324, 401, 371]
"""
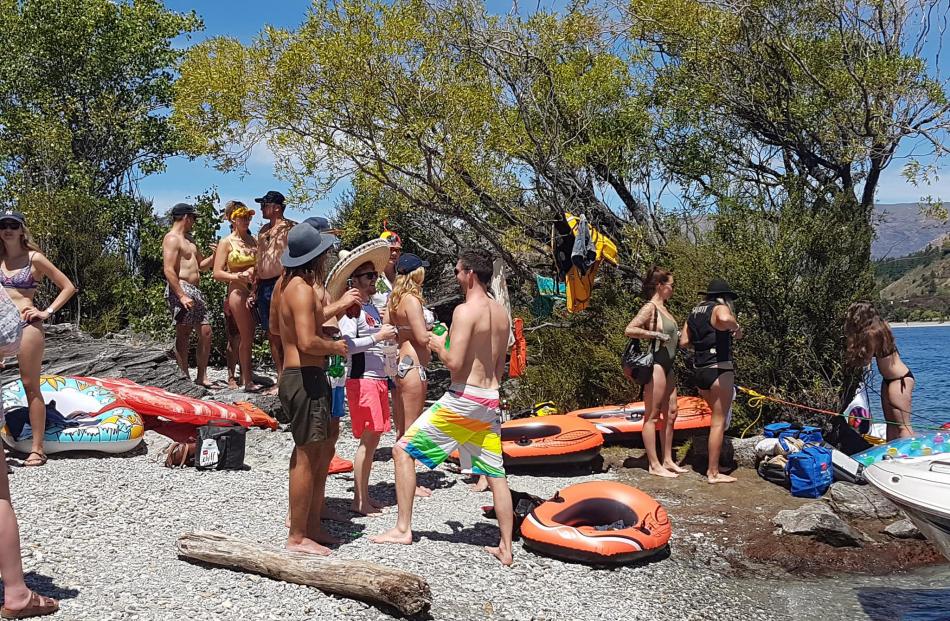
[229, 206, 255, 221]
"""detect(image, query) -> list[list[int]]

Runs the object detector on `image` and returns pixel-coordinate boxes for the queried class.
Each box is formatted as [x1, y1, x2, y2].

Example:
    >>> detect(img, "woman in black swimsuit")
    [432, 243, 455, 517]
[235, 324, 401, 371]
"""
[845, 302, 914, 441]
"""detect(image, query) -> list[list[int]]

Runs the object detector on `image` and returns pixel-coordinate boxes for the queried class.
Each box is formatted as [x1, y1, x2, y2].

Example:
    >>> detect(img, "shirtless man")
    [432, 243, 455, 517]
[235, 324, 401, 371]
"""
[162, 202, 214, 386]
[277, 223, 351, 555]
[371, 249, 514, 566]
[255, 190, 295, 383]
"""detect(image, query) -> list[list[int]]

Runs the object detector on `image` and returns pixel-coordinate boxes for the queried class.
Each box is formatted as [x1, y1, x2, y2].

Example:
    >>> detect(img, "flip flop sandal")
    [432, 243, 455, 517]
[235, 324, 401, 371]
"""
[22, 451, 47, 467]
[163, 442, 193, 468]
[1, 591, 59, 619]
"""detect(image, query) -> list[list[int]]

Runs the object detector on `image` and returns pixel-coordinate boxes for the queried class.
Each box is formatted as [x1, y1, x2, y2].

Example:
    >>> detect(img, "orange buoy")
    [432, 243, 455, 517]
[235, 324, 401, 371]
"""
[501, 415, 603, 466]
[568, 396, 711, 442]
[520, 481, 671, 564]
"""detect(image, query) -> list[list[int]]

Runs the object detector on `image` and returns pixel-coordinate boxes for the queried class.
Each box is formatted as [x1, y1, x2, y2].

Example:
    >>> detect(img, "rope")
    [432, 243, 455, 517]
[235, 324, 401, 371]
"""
[736, 385, 950, 433]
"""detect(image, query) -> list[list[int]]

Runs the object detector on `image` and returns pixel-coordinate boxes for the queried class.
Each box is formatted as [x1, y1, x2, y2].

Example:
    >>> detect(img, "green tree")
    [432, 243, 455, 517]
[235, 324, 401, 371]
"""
[0, 0, 202, 332]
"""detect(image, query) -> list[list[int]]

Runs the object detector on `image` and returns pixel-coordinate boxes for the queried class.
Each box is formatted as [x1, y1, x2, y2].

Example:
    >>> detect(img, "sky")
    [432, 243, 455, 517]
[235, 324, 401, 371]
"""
[139, 0, 950, 226]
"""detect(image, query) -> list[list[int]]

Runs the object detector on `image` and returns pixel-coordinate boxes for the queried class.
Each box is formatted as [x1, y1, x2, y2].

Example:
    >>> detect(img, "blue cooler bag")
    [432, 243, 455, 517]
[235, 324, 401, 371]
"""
[786, 446, 833, 498]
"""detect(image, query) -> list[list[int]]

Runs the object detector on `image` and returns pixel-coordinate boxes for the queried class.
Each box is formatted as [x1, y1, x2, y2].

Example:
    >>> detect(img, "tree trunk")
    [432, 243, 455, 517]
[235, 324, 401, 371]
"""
[176, 531, 432, 617]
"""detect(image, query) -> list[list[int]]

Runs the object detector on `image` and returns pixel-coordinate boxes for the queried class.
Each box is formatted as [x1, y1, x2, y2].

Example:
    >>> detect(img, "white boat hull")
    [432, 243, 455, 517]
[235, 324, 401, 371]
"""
[864, 456, 950, 561]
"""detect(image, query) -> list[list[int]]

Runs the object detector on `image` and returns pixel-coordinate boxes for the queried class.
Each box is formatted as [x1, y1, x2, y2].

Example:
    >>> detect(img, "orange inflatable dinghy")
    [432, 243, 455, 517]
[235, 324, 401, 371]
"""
[520, 481, 671, 564]
[501, 415, 603, 466]
[568, 396, 711, 442]
[75, 376, 278, 430]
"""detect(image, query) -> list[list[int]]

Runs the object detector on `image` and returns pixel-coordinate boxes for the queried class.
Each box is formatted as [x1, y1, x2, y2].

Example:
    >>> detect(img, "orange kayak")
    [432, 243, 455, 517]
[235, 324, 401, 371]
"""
[520, 481, 671, 564]
[568, 396, 711, 442]
[501, 415, 603, 466]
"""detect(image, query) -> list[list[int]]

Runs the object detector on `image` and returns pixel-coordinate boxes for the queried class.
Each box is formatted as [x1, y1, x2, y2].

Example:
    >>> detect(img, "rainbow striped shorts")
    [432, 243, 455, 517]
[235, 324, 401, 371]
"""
[399, 384, 505, 478]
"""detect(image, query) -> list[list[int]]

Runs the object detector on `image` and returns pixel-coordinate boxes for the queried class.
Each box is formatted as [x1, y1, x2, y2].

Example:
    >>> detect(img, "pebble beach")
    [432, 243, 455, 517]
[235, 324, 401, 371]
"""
[8, 420, 785, 621]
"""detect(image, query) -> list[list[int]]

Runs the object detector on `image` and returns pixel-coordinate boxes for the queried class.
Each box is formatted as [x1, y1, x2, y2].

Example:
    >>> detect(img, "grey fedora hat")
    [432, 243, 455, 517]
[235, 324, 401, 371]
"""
[281, 223, 339, 268]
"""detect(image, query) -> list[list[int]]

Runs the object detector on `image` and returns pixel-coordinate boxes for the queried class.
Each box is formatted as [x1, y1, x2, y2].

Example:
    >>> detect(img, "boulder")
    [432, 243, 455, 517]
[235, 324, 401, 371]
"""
[827, 481, 901, 520]
[773, 502, 868, 547]
[687, 434, 763, 469]
[205, 389, 282, 421]
[883, 519, 925, 540]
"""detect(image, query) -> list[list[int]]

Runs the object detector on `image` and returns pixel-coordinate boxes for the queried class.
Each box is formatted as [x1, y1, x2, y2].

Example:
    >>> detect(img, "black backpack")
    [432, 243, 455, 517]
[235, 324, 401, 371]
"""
[195, 421, 247, 471]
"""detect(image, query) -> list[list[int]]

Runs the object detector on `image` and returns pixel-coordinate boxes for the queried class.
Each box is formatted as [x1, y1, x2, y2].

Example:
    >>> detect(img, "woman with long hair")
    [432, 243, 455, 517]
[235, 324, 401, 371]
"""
[388, 253, 434, 497]
[844, 301, 914, 441]
[624, 267, 686, 477]
[213, 201, 259, 392]
[0, 209, 76, 467]
[680, 278, 742, 484]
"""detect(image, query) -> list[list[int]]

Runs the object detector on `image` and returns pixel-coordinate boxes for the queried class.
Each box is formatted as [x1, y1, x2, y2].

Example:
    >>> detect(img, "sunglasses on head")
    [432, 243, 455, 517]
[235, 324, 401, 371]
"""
[0, 220, 22, 230]
[353, 271, 378, 281]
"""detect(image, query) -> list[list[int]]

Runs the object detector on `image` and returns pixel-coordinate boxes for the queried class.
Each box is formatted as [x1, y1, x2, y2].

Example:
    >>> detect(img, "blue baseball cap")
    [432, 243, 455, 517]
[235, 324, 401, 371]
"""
[396, 253, 429, 275]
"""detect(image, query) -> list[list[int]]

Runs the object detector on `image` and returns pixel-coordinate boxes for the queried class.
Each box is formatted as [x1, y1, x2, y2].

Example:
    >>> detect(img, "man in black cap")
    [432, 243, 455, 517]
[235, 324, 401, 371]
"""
[255, 190, 295, 384]
[162, 203, 214, 386]
[277, 223, 349, 555]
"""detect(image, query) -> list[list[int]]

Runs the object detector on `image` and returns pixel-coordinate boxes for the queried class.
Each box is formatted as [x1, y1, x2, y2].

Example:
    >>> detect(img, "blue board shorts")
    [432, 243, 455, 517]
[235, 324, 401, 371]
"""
[331, 385, 347, 418]
[256, 276, 279, 333]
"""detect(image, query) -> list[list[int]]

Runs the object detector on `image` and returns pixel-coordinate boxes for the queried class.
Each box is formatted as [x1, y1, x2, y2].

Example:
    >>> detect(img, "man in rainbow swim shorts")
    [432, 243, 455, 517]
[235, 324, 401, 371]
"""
[371, 249, 514, 566]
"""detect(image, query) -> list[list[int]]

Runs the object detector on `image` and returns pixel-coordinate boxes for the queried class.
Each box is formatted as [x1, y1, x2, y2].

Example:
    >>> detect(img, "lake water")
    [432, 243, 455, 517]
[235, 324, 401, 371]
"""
[867, 324, 950, 430]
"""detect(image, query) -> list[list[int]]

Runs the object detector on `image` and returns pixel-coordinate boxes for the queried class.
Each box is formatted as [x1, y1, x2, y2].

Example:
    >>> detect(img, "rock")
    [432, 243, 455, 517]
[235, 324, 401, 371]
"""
[773, 502, 867, 547]
[686, 434, 762, 469]
[205, 389, 282, 420]
[883, 519, 925, 540]
[827, 481, 901, 520]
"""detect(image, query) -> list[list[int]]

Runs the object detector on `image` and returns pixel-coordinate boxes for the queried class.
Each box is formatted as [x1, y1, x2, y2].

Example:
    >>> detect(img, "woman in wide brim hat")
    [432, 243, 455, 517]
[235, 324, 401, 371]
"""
[680, 277, 743, 484]
[325, 239, 391, 304]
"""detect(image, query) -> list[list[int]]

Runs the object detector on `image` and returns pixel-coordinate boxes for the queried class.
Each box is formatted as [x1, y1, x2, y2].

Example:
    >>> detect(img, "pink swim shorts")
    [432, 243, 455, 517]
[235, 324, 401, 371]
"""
[345, 378, 391, 438]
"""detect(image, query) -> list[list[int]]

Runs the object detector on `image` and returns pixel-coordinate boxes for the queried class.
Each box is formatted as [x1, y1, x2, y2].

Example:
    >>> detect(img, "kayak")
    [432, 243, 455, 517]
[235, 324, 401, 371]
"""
[1, 375, 144, 454]
[520, 481, 671, 565]
[75, 376, 278, 430]
[568, 396, 712, 442]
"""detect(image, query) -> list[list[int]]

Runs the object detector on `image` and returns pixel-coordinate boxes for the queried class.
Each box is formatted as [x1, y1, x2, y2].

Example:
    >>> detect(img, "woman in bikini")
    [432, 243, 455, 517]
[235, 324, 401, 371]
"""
[213, 201, 260, 392]
[0, 209, 76, 468]
[388, 253, 434, 497]
[845, 301, 914, 441]
[624, 267, 686, 478]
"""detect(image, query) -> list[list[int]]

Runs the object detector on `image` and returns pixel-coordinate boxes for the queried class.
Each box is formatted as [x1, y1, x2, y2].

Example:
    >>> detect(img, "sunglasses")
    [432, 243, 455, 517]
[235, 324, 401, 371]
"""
[353, 271, 378, 282]
[454, 267, 470, 276]
[0, 221, 22, 230]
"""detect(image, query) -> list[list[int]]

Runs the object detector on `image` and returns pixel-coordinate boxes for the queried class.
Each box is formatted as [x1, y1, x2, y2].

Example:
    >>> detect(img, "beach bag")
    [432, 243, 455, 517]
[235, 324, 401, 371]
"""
[622, 306, 658, 385]
[786, 446, 833, 498]
[195, 420, 247, 471]
[764, 422, 792, 438]
[0, 285, 24, 357]
[757, 455, 790, 488]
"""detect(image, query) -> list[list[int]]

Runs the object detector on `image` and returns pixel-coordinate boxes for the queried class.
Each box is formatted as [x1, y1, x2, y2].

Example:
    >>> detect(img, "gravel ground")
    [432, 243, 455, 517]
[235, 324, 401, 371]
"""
[5, 398, 779, 620]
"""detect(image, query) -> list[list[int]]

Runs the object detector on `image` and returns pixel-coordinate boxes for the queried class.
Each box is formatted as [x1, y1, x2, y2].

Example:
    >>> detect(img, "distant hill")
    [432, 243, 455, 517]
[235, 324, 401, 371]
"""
[877, 242, 950, 321]
[873, 202, 950, 259]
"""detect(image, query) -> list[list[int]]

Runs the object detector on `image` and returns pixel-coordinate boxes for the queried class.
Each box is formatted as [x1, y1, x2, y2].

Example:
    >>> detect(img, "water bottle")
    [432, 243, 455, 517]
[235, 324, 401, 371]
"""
[327, 355, 346, 379]
[432, 322, 450, 350]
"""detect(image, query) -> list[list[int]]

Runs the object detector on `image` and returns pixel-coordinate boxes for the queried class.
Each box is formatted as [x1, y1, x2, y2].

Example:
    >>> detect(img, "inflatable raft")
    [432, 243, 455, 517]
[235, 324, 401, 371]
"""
[501, 415, 603, 466]
[520, 481, 671, 564]
[853, 432, 950, 466]
[568, 396, 712, 442]
[75, 376, 278, 430]
[1, 375, 144, 454]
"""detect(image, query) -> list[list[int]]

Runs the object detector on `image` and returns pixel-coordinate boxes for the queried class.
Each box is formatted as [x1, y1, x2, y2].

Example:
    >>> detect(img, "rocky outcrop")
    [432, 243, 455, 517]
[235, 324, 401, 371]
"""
[827, 482, 902, 520]
[687, 434, 763, 469]
[773, 502, 868, 547]
[883, 519, 925, 540]
[0, 324, 208, 398]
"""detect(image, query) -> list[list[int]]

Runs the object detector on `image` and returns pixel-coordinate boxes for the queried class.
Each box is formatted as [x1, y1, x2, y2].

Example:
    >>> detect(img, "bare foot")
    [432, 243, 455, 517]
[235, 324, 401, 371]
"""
[309, 528, 342, 546]
[263, 385, 279, 395]
[707, 473, 737, 484]
[284, 515, 290, 529]
[350, 501, 382, 516]
[195, 379, 221, 389]
[227, 377, 239, 389]
[286, 538, 331, 555]
[321, 506, 351, 523]
[243, 384, 264, 393]
[470, 476, 489, 492]
[663, 461, 689, 474]
[370, 527, 413, 545]
[648, 466, 679, 478]
[484, 545, 513, 566]
[415, 485, 432, 498]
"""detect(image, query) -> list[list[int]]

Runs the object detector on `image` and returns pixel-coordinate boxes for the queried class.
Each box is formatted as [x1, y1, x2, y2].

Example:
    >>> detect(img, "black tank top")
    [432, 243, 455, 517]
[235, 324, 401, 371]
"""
[687, 301, 732, 367]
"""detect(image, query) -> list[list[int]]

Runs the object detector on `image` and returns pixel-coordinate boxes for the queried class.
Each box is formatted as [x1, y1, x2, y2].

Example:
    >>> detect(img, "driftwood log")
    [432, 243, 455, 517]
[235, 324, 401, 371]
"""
[176, 531, 432, 617]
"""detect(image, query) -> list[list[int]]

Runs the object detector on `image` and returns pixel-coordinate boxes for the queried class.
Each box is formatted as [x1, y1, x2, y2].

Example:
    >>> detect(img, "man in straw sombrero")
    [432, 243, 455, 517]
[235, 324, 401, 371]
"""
[326, 239, 398, 515]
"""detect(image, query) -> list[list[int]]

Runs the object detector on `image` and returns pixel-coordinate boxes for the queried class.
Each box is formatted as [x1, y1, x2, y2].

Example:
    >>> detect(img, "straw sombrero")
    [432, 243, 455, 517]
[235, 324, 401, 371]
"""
[325, 238, 391, 301]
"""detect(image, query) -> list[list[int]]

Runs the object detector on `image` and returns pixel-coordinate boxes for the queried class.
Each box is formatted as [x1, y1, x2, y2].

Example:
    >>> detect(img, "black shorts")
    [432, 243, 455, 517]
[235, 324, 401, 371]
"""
[278, 367, 332, 446]
[694, 366, 734, 390]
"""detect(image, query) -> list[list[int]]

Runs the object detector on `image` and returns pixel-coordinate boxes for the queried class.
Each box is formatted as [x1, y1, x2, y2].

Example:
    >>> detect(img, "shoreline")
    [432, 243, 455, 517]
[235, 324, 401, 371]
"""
[889, 320, 950, 329]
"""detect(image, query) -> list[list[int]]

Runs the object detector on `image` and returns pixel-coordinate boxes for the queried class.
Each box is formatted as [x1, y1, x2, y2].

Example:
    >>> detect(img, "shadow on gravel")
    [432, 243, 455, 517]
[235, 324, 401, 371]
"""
[367, 471, 456, 501]
[857, 587, 950, 621]
[7, 442, 148, 464]
[414, 521, 501, 547]
[0, 572, 80, 602]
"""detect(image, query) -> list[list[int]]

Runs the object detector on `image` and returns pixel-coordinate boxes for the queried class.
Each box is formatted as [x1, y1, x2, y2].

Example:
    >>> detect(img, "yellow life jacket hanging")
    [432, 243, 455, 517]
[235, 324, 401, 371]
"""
[560, 212, 618, 313]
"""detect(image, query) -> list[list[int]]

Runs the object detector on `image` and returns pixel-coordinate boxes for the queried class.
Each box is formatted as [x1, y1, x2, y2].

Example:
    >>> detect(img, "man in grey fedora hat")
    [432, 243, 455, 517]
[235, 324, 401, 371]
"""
[276, 223, 350, 555]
